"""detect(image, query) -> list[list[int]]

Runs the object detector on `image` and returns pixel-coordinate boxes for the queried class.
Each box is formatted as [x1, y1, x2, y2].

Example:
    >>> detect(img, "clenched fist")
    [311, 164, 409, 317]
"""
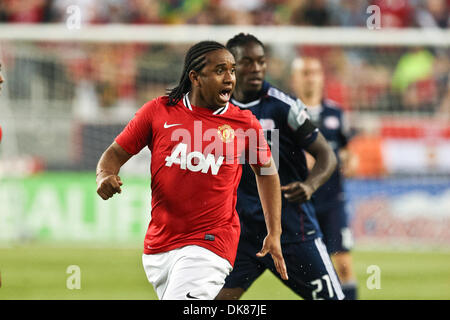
[96, 173, 123, 200]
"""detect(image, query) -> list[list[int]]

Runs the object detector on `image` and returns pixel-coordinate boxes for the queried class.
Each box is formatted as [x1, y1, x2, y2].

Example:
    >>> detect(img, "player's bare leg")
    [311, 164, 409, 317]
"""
[331, 252, 358, 299]
[215, 287, 245, 300]
[332, 251, 355, 282]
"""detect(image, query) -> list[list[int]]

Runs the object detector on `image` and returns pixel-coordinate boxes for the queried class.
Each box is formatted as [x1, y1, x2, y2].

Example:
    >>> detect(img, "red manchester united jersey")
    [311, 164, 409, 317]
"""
[115, 94, 271, 266]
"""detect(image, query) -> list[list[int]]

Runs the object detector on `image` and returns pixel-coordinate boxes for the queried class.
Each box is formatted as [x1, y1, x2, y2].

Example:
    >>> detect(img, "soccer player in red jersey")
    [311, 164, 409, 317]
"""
[96, 41, 287, 300]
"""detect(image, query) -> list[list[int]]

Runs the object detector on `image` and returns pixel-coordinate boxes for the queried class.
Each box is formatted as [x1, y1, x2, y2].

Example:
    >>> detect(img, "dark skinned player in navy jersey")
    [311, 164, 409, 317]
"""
[216, 34, 344, 300]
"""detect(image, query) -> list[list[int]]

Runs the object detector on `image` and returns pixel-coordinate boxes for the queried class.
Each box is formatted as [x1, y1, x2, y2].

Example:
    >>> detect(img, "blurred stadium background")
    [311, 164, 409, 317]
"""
[0, 0, 449, 300]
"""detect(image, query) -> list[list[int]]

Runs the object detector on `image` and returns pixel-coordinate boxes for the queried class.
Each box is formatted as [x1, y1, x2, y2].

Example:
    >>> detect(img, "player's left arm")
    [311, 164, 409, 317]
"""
[307, 145, 357, 178]
[305, 131, 337, 192]
[250, 158, 288, 281]
[282, 131, 336, 203]
[282, 97, 337, 202]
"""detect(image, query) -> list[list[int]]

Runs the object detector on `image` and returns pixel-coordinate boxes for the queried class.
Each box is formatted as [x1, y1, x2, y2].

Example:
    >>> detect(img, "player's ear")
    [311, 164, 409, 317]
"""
[189, 70, 201, 88]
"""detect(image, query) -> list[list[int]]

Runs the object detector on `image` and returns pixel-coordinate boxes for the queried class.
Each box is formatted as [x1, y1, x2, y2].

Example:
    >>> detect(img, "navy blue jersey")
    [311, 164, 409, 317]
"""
[308, 99, 350, 212]
[231, 81, 322, 245]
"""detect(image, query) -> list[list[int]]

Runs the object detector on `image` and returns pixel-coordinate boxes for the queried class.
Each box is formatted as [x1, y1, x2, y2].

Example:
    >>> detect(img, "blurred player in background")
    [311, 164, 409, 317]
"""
[96, 41, 287, 300]
[216, 33, 344, 300]
[291, 56, 358, 300]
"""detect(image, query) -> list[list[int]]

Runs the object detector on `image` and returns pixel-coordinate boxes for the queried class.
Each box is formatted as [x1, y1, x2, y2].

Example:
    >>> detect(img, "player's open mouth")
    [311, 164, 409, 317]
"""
[218, 88, 232, 102]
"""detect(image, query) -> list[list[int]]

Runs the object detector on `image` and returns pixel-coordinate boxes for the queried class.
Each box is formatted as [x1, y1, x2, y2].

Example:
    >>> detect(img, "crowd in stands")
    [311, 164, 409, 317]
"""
[0, 0, 448, 115]
[0, 0, 449, 28]
[0, 0, 448, 176]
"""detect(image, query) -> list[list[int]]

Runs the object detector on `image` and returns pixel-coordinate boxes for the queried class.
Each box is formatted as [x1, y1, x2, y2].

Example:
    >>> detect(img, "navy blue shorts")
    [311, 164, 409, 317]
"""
[224, 237, 345, 300]
[315, 202, 354, 254]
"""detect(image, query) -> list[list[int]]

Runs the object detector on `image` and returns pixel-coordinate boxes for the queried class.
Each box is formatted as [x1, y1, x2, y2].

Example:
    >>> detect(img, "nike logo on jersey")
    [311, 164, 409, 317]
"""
[186, 292, 200, 299]
[164, 122, 182, 128]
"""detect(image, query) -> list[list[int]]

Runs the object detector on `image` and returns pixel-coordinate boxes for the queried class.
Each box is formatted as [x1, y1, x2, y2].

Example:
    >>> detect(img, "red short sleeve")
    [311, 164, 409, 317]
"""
[115, 99, 155, 155]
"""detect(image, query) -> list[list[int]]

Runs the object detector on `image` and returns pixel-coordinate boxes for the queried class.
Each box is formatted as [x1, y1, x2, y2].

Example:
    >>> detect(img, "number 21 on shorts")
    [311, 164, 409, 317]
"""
[310, 274, 334, 300]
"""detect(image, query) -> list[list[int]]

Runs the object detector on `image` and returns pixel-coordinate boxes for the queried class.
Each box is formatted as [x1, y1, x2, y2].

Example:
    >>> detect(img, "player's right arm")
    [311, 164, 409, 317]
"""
[96, 142, 132, 200]
[96, 99, 155, 200]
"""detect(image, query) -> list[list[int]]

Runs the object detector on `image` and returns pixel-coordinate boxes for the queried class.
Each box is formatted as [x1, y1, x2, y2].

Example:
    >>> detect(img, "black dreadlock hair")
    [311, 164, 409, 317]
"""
[225, 33, 265, 56]
[167, 41, 227, 106]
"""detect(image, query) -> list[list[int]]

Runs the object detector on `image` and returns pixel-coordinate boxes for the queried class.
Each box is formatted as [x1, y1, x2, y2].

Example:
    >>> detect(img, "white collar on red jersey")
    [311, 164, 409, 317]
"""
[183, 93, 229, 115]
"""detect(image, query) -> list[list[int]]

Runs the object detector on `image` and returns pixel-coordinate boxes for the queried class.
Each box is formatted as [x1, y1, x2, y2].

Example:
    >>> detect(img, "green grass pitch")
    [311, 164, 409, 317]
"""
[0, 246, 449, 300]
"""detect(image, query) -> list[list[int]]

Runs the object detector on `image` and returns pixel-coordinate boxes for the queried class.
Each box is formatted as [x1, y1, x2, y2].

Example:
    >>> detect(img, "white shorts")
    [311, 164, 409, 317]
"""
[142, 245, 232, 300]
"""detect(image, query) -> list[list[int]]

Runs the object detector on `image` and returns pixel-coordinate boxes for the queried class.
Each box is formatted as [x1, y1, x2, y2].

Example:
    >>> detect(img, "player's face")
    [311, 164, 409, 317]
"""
[233, 42, 266, 93]
[194, 49, 236, 108]
[292, 58, 324, 97]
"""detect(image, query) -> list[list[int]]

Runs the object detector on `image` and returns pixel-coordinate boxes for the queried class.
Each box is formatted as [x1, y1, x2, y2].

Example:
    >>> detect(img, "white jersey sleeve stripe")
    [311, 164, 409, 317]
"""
[314, 238, 345, 300]
[267, 87, 310, 131]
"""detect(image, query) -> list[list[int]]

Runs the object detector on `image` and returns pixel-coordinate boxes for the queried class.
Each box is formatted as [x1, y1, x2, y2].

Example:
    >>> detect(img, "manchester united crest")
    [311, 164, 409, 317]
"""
[217, 124, 235, 143]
